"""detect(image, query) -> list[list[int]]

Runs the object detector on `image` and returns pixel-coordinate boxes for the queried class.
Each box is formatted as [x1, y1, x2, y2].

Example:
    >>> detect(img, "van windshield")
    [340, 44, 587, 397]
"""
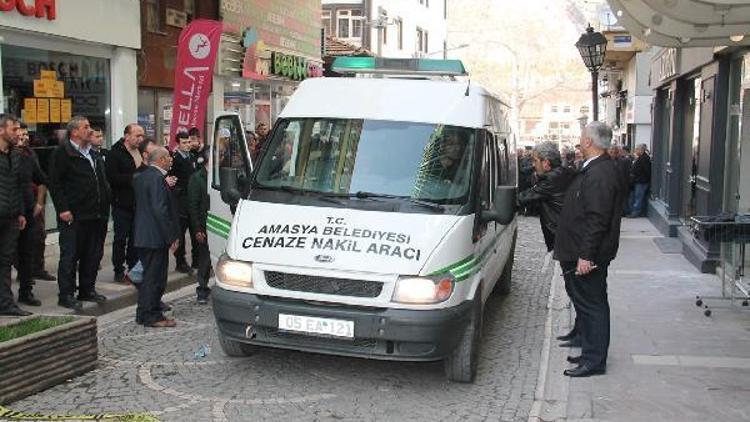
[253, 119, 476, 205]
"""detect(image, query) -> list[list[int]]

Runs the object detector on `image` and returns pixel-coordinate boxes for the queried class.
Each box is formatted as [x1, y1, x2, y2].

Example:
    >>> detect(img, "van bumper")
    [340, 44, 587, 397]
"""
[212, 286, 473, 361]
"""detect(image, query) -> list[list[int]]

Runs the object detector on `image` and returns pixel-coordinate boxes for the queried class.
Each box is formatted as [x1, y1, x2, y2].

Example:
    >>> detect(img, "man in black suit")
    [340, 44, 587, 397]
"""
[48, 116, 111, 311]
[554, 122, 625, 377]
[169, 131, 198, 274]
[133, 146, 180, 327]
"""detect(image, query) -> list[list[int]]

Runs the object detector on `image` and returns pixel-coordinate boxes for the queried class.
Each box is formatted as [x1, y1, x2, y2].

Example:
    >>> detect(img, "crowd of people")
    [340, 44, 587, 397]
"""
[0, 113, 214, 327]
[518, 122, 652, 378]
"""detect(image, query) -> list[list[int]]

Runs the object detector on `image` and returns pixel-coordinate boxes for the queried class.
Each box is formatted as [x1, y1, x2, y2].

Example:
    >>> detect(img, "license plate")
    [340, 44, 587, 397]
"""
[278, 313, 354, 339]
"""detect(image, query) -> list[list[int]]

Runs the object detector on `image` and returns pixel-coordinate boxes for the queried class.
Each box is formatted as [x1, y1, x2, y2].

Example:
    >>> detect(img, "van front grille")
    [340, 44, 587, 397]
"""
[264, 271, 383, 298]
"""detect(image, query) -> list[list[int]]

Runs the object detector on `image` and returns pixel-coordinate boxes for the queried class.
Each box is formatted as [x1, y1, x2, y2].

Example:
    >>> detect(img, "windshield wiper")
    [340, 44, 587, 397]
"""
[254, 184, 346, 205]
[324, 191, 445, 211]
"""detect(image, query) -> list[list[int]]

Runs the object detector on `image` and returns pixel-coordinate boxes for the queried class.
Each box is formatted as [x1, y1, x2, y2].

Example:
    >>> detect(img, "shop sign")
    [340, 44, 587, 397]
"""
[169, 19, 222, 149]
[659, 48, 678, 82]
[220, 0, 322, 60]
[22, 70, 72, 124]
[0, 0, 56, 20]
[271, 52, 323, 81]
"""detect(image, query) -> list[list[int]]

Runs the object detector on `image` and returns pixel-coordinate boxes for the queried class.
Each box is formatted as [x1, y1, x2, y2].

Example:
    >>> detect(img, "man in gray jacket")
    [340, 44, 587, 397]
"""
[0, 114, 30, 316]
[133, 147, 180, 327]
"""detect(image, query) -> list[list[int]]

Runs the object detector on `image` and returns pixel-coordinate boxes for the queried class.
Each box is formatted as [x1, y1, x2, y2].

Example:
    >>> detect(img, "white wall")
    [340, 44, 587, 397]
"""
[369, 0, 447, 58]
[0, 0, 140, 49]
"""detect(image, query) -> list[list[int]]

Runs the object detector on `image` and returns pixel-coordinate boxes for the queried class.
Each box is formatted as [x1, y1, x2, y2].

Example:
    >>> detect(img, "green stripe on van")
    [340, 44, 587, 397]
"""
[207, 222, 229, 239]
[429, 234, 504, 281]
[207, 213, 231, 230]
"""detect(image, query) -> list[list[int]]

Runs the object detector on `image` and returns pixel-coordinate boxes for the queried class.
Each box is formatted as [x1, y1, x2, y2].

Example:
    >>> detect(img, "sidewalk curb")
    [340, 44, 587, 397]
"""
[528, 253, 565, 422]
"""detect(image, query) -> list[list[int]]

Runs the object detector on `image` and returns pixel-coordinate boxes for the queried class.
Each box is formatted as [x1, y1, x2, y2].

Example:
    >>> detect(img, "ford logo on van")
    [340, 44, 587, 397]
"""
[314, 254, 334, 263]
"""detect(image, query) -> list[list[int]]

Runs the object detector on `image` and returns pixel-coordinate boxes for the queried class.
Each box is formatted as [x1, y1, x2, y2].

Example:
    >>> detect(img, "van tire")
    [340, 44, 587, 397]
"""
[218, 330, 256, 357]
[444, 295, 482, 383]
[494, 232, 517, 296]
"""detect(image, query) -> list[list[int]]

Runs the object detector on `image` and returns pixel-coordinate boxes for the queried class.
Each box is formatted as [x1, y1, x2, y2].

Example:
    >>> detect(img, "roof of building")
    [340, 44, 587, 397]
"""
[324, 36, 374, 57]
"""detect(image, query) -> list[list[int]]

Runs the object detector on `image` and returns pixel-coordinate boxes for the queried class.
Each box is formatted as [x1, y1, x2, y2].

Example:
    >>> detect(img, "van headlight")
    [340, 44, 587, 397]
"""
[392, 274, 455, 304]
[216, 255, 253, 288]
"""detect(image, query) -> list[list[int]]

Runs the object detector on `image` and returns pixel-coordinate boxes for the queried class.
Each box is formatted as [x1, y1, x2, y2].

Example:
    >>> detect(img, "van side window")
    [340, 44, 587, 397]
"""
[495, 135, 509, 186]
[212, 115, 248, 190]
[480, 130, 496, 211]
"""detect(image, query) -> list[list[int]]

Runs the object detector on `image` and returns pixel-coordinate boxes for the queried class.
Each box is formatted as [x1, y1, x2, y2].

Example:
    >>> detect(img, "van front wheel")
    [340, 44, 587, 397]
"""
[444, 296, 482, 383]
[218, 330, 257, 357]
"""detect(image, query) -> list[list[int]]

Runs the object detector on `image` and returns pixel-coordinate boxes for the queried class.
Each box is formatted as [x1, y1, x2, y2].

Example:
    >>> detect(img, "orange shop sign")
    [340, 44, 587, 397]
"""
[0, 0, 56, 20]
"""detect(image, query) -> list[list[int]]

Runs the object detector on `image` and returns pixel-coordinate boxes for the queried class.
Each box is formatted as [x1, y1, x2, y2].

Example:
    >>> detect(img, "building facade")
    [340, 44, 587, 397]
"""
[1, 0, 140, 231]
[322, 0, 447, 58]
[215, 0, 323, 133]
[599, 30, 653, 151]
[0, 0, 140, 146]
[648, 46, 750, 272]
[137, 0, 219, 145]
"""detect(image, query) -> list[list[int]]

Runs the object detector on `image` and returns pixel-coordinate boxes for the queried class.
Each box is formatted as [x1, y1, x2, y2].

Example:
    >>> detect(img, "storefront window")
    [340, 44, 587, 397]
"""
[1, 44, 111, 164]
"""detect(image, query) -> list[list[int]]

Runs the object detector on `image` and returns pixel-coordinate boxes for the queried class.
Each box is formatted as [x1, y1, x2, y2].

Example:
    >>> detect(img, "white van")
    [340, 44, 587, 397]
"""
[207, 58, 518, 382]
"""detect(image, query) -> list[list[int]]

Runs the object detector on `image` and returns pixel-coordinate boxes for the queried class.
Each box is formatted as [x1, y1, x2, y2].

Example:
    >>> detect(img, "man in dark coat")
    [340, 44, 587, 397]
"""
[0, 114, 31, 316]
[554, 122, 625, 378]
[169, 131, 198, 274]
[106, 124, 144, 283]
[133, 146, 180, 327]
[518, 141, 576, 251]
[518, 141, 578, 346]
[187, 157, 211, 304]
[48, 116, 111, 311]
[627, 144, 651, 218]
[13, 121, 47, 306]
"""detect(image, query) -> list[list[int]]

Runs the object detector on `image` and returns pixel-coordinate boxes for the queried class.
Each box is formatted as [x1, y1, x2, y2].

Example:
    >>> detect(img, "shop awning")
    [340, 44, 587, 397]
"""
[606, 0, 750, 47]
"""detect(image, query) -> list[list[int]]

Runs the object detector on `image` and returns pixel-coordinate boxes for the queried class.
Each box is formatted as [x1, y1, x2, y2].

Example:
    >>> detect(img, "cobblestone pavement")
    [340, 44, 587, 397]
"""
[10, 218, 552, 422]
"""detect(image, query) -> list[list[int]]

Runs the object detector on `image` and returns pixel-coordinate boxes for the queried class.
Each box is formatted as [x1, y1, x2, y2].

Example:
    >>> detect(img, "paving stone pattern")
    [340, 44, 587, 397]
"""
[10, 218, 552, 422]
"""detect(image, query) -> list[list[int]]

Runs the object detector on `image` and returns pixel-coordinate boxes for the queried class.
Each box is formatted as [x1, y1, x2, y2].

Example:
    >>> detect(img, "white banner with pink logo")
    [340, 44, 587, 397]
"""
[169, 19, 222, 149]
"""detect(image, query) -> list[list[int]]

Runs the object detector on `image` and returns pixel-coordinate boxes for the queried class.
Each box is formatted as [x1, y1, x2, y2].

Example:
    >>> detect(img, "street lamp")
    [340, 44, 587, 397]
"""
[575, 25, 608, 122]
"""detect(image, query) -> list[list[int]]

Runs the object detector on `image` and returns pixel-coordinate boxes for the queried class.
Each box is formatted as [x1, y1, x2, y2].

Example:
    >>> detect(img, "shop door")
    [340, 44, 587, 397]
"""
[681, 78, 701, 220]
[694, 75, 716, 217]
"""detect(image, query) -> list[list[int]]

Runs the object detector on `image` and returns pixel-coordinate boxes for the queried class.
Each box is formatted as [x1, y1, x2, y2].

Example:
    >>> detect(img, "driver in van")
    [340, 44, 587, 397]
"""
[433, 129, 465, 183]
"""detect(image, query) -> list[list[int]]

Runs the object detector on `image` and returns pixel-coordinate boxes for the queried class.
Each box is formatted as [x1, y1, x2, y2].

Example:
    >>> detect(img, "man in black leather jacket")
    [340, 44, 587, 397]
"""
[518, 141, 576, 252]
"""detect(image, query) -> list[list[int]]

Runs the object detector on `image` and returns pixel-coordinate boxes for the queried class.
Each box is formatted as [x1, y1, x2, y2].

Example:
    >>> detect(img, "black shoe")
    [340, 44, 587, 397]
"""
[114, 272, 126, 284]
[33, 271, 56, 281]
[0, 305, 33, 316]
[18, 293, 42, 307]
[556, 331, 577, 342]
[559, 340, 582, 348]
[58, 296, 83, 311]
[175, 263, 192, 274]
[78, 292, 107, 303]
[567, 355, 582, 364]
[564, 363, 606, 377]
[197, 296, 208, 305]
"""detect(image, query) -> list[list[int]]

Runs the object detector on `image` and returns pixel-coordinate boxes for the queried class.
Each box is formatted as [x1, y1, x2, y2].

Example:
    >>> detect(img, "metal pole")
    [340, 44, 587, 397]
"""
[592, 70, 599, 122]
[376, 20, 383, 57]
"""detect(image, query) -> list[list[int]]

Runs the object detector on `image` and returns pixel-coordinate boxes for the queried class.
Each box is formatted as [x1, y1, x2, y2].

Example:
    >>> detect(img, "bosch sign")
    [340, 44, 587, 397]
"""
[0, 0, 56, 20]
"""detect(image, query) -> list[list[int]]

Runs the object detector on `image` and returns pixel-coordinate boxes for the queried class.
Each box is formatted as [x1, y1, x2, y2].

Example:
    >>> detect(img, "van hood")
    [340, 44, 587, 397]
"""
[227, 201, 462, 276]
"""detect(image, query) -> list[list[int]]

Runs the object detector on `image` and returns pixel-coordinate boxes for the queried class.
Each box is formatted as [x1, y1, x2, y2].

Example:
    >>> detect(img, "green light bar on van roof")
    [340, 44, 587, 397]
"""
[332, 57, 467, 76]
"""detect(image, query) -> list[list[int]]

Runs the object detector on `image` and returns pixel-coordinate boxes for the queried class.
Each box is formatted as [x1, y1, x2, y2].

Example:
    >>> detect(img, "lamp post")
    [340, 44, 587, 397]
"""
[575, 25, 608, 122]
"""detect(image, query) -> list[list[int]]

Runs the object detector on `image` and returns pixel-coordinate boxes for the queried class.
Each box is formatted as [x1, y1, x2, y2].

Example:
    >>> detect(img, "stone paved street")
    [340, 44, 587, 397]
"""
[9, 218, 552, 422]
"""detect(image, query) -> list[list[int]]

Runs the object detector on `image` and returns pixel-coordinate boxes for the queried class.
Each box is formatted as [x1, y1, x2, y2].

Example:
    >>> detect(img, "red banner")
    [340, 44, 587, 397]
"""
[169, 19, 222, 149]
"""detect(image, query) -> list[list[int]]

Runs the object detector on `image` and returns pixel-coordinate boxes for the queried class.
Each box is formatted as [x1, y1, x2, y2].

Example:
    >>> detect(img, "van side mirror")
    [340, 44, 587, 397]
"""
[480, 186, 517, 225]
[220, 167, 242, 210]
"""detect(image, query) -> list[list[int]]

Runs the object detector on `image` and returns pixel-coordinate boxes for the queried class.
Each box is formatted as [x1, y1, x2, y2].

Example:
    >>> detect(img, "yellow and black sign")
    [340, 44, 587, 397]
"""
[23, 70, 72, 124]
